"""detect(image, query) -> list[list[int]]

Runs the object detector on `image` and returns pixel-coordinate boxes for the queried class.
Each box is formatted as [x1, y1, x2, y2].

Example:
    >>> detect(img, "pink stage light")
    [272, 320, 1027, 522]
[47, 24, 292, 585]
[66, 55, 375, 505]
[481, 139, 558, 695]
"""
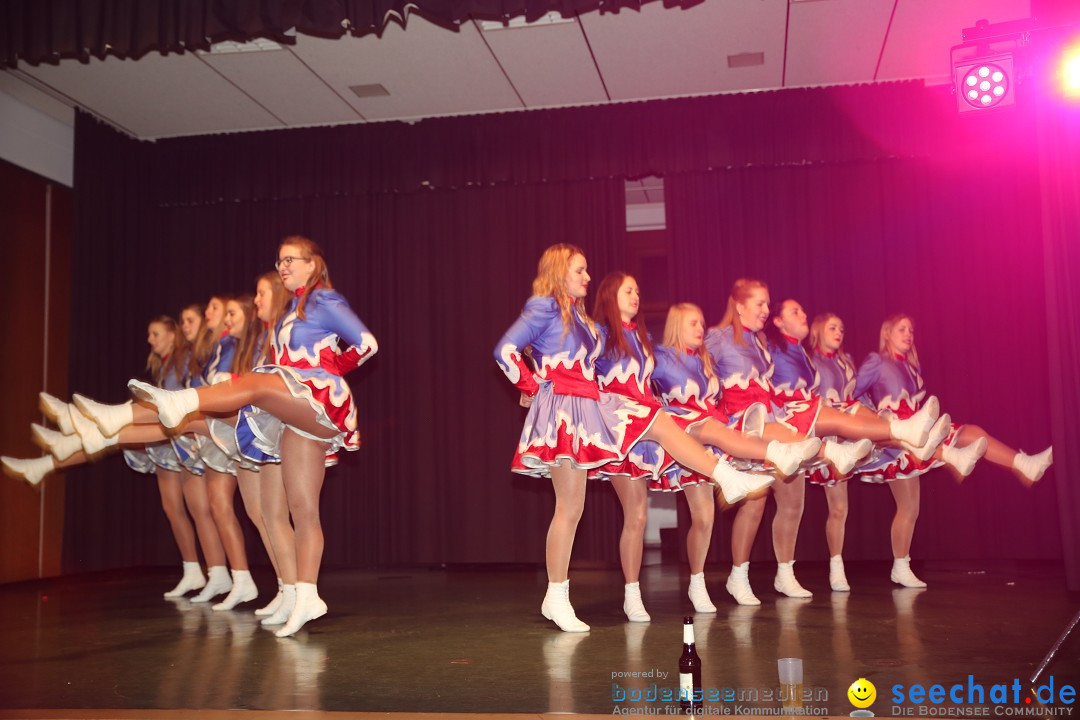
[1061, 43, 1080, 98]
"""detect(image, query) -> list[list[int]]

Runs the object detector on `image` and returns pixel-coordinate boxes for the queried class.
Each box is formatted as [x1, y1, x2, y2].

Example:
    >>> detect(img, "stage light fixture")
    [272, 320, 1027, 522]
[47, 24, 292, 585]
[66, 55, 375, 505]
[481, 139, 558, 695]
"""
[951, 18, 1033, 114]
[1061, 43, 1080, 98]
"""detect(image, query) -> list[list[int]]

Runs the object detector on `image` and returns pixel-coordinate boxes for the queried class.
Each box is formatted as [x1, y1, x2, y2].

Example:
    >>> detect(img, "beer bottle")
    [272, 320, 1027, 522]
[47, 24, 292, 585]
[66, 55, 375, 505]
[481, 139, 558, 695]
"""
[679, 616, 702, 714]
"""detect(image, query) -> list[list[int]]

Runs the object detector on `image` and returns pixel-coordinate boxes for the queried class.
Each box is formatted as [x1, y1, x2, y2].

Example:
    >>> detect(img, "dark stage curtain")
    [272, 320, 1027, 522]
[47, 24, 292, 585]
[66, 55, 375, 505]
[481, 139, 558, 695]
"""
[65, 112, 631, 571]
[2, 0, 703, 67]
[665, 126, 1066, 565]
[1037, 102, 1080, 591]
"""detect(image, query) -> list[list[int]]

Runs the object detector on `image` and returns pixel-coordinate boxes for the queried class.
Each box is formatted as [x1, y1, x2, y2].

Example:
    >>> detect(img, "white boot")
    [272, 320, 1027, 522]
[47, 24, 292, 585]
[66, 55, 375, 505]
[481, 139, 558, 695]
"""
[212, 569, 259, 611]
[622, 582, 651, 622]
[39, 392, 76, 436]
[261, 584, 296, 626]
[164, 561, 206, 598]
[31, 423, 82, 462]
[823, 439, 873, 475]
[127, 380, 199, 429]
[941, 437, 988, 478]
[68, 407, 119, 456]
[712, 461, 774, 505]
[540, 579, 590, 632]
[829, 555, 850, 592]
[765, 437, 822, 476]
[275, 582, 328, 637]
[889, 396, 939, 447]
[1013, 447, 1053, 484]
[72, 394, 133, 438]
[890, 556, 926, 588]
[725, 562, 760, 606]
[902, 414, 951, 462]
[687, 572, 716, 613]
[2, 455, 56, 487]
[774, 561, 812, 598]
[255, 579, 284, 616]
[191, 565, 232, 603]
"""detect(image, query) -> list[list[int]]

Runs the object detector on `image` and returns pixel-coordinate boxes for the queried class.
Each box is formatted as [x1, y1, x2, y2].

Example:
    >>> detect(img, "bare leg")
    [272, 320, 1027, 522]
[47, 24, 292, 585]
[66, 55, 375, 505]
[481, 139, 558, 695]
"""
[823, 483, 849, 557]
[816, 405, 892, 441]
[771, 473, 805, 564]
[205, 470, 248, 571]
[683, 483, 716, 574]
[547, 459, 587, 582]
[887, 476, 920, 559]
[692, 419, 770, 460]
[642, 413, 720, 476]
[237, 467, 279, 578]
[730, 496, 766, 566]
[951, 424, 1017, 466]
[157, 468, 198, 562]
[197, 376, 338, 439]
[610, 477, 647, 584]
[280, 428, 329, 583]
[182, 470, 227, 568]
[260, 463, 297, 584]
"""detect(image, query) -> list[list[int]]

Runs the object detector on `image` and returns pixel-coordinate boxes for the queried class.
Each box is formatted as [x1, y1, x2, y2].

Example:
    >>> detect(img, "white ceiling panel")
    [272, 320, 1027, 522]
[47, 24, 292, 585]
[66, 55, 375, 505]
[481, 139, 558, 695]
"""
[289, 18, 523, 120]
[19, 52, 282, 138]
[580, 0, 787, 100]
[786, 0, 895, 87]
[201, 48, 362, 127]
[878, 0, 1031, 83]
[481, 21, 609, 107]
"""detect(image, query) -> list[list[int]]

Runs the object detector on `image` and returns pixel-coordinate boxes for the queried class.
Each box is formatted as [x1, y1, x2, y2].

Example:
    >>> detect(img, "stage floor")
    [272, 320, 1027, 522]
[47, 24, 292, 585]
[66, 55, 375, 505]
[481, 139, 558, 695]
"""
[0, 559, 1076, 719]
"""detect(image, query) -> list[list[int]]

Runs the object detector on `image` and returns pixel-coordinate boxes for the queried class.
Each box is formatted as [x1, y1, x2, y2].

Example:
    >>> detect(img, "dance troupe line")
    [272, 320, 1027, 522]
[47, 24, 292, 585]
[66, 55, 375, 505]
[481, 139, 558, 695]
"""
[2, 240, 1053, 636]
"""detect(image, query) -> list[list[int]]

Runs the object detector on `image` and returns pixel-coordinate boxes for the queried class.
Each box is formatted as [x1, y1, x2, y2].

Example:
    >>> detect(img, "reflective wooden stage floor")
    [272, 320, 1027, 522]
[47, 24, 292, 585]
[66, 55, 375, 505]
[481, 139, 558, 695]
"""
[0, 559, 1076, 719]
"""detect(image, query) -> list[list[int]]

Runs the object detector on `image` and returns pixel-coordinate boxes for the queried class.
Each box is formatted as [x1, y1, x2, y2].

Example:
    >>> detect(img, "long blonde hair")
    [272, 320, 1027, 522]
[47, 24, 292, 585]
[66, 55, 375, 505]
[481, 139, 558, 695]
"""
[532, 243, 594, 337]
[662, 303, 716, 380]
[809, 312, 854, 373]
[878, 313, 920, 369]
[715, 278, 768, 347]
[145, 316, 182, 385]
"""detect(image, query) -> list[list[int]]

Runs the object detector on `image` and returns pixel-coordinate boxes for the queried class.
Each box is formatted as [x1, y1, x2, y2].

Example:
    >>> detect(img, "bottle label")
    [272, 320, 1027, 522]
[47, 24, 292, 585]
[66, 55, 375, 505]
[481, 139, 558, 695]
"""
[680, 673, 693, 701]
[683, 625, 695, 644]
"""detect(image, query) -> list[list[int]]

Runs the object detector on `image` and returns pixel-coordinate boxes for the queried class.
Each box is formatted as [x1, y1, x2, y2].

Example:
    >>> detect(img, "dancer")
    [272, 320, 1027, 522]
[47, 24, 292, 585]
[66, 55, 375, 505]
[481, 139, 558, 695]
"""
[77, 236, 377, 636]
[495, 246, 773, 633]
[705, 281, 940, 605]
[854, 313, 1052, 587]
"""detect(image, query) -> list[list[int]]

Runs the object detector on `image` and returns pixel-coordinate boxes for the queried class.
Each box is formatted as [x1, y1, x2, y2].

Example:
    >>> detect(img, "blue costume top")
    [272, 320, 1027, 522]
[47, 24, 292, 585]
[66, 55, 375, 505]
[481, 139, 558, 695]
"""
[704, 325, 774, 436]
[768, 335, 823, 435]
[495, 296, 659, 476]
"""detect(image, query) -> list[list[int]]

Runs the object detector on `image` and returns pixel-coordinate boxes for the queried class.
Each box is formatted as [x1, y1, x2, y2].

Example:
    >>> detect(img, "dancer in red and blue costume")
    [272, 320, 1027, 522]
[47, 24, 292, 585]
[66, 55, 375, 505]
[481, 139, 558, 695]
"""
[495, 246, 773, 633]
[705, 281, 942, 605]
[853, 312, 1052, 588]
[591, 276, 816, 622]
[75, 236, 377, 636]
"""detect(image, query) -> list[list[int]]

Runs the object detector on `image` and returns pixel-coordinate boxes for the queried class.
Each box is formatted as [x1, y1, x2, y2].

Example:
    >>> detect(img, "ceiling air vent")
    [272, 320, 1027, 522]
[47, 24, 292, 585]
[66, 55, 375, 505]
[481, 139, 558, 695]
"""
[349, 84, 391, 98]
[727, 52, 765, 68]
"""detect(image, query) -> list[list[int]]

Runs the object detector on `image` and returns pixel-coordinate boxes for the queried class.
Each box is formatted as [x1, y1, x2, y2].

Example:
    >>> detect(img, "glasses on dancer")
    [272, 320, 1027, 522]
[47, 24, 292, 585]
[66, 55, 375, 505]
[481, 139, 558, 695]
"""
[275, 256, 309, 269]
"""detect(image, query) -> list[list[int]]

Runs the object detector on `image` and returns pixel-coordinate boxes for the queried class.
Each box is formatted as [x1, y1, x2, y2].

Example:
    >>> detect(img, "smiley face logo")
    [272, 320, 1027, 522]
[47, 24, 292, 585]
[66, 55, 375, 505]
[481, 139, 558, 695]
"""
[848, 678, 877, 709]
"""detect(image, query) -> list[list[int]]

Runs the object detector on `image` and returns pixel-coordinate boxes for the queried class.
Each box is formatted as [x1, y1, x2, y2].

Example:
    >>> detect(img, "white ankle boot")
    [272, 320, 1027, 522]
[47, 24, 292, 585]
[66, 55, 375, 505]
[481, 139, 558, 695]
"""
[765, 438, 822, 476]
[902, 414, 951, 462]
[541, 579, 590, 632]
[191, 565, 232, 602]
[31, 423, 82, 462]
[823, 439, 873, 475]
[942, 438, 988, 477]
[712, 462, 774, 504]
[68, 407, 118, 456]
[164, 561, 206, 598]
[2, 455, 56, 486]
[39, 392, 76, 436]
[275, 582, 328, 637]
[1013, 447, 1053, 484]
[829, 555, 850, 592]
[128, 380, 199, 429]
[774, 561, 812, 598]
[72, 395, 133, 438]
[890, 556, 926, 588]
[623, 582, 651, 622]
[687, 572, 717, 613]
[212, 569, 259, 611]
[256, 579, 284, 616]
[725, 562, 760, 606]
[262, 584, 297, 626]
[889, 396, 939, 447]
